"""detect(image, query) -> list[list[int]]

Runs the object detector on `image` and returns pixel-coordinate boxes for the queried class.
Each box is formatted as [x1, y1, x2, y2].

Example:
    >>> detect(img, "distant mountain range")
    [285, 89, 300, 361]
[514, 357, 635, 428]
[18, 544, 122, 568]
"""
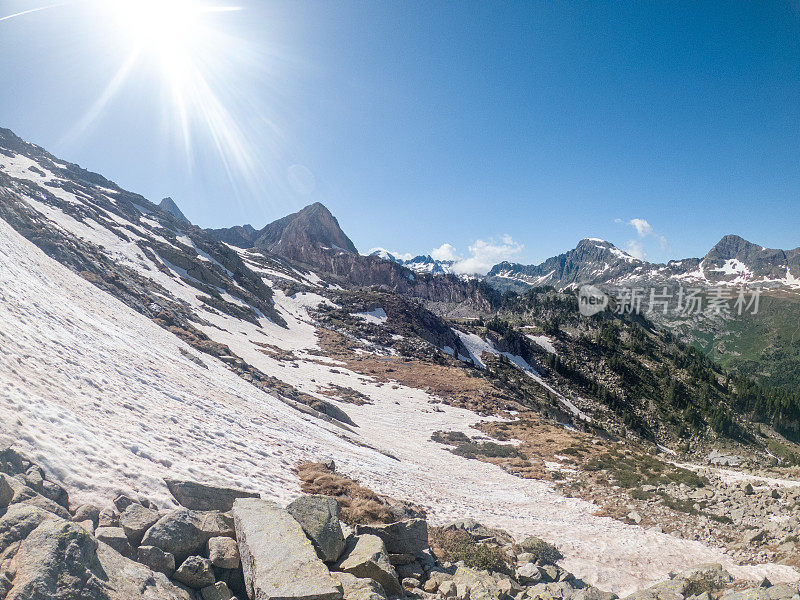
[368, 249, 457, 275]
[486, 236, 800, 292]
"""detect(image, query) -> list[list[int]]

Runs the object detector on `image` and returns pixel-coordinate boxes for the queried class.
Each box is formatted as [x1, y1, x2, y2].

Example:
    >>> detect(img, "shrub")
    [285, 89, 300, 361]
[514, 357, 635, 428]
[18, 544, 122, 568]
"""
[429, 527, 512, 574]
[517, 536, 563, 565]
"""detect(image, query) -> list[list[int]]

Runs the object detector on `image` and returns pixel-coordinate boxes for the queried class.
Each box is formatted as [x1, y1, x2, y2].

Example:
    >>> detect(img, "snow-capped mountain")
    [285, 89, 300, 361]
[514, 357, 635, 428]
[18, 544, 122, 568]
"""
[368, 249, 456, 275]
[486, 236, 800, 291]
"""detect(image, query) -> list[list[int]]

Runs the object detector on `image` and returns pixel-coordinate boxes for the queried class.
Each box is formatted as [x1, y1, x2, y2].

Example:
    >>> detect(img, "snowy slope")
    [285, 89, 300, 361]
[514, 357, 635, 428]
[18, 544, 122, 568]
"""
[3, 217, 798, 593]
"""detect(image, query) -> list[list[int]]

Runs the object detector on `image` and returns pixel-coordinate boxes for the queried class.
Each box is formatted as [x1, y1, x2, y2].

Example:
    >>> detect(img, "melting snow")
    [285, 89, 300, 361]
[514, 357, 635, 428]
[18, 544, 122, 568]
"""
[352, 308, 388, 325]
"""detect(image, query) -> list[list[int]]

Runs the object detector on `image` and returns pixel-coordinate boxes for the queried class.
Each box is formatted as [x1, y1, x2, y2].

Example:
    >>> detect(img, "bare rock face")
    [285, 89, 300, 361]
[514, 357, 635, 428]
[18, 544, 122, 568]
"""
[0, 504, 192, 600]
[174, 556, 216, 589]
[164, 478, 260, 512]
[140, 508, 235, 565]
[329, 571, 387, 600]
[287, 494, 346, 563]
[119, 503, 161, 547]
[95, 526, 134, 558]
[232, 497, 343, 600]
[334, 534, 401, 596]
[137, 545, 176, 576]
[353, 519, 428, 556]
[208, 536, 241, 569]
[0, 473, 70, 519]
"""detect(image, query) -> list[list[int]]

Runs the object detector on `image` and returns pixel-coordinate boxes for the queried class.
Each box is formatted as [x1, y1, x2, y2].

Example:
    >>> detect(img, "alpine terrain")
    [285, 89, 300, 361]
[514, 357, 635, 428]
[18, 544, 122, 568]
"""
[2, 127, 800, 599]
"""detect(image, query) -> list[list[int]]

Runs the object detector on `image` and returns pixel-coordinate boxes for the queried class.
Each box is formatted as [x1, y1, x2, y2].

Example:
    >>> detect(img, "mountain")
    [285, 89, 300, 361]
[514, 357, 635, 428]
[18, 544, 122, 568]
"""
[5, 126, 800, 591]
[486, 236, 800, 291]
[368, 249, 457, 275]
[487, 238, 645, 290]
[158, 196, 189, 223]
[210, 205, 496, 314]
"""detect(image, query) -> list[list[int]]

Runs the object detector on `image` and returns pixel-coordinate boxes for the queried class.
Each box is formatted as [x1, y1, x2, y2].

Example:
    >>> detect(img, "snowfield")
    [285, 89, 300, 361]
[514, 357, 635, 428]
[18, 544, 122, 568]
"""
[0, 218, 798, 594]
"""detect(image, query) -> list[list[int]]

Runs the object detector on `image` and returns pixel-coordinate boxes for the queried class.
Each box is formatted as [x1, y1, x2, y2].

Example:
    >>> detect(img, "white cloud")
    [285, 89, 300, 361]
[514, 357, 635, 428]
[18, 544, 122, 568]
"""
[430, 243, 459, 262]
[448, 235, 524, 275]
[623, 218, 669, 258]
[629, 218, 653, 238]
[625, 240, 646, 260]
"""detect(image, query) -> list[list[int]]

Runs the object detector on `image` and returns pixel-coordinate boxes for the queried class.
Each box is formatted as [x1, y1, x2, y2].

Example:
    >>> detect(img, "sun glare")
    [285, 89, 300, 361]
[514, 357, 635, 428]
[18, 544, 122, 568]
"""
[64, 0, 258, 188]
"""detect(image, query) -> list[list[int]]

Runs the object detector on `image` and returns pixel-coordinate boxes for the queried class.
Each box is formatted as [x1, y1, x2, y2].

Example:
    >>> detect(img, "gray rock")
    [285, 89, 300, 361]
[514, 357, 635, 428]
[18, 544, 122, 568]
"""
[0, 504, 192, 599]
[165, 478, 260, 511]
[202, 582, 234, 600]
[137, 545, 176, 576]
[72, 503, 101, 528]
[353, 518, 428, 555]
[451, 565, 504, 600]
[232, 497, 343, 600]
[98, 506, 120, 527]
[208, 535, 241, 569]
[330, 571, 387, 600]
[120, 503, 161, 546]
[113, 493, 138, 512]
[95, 526, 134, 558]
[0, 474, 11, 513]
[397, 559, 424, 581]
[0, 472, 70, 519]
[517, 562, 542, 585]
[442, 518, 515, 545]
[335, 534, 402, 596]
[141, 508, 235, 564]
[174, 555, 216, 589]
[288, 494, 347, 562]
[40, 479, 69, 509]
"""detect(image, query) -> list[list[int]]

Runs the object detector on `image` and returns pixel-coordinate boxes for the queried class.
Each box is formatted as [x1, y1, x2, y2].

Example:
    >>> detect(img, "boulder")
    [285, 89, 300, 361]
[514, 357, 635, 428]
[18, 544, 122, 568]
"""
[174, 555, 216, 589]
[40, 479, 70, 509]
[72, 504, 101, 528]
[202, 582, 234, 600]
[141, 508, 235, 564]
[330, 571, 387, 600]
[120, 503, 161, 546]
[95, 526, 134, 558]
[98, 506, 120, 527]
[288, 494, 347, 562]
[232, 497, 343, 600]
[442, 518, 515, 545]
[208, 535, 241, 569]
[113, 493, 138, 512]
[452, 566, 504, 600]
[165, 478, 260, 511]
[335, 534, 402, 596]
[0, 504, 192, 599]
[137, 545, 176, 576]
[0, 473, 70, 519]
[354, 519, 428, 555]
[0, 474, 11, 513]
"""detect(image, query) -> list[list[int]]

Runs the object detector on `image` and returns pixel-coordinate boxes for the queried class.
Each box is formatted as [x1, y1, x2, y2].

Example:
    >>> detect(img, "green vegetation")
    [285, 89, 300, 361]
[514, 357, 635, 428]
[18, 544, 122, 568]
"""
[585, 449, 709, 489]
[429, 527, 512, 574]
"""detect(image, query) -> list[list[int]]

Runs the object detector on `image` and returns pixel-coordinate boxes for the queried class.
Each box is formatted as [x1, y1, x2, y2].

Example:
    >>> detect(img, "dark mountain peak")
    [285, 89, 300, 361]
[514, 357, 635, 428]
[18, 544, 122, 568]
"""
[251, 202, 357, 263]
[705, 235, 760, 260]
[159, 197, 189, 223]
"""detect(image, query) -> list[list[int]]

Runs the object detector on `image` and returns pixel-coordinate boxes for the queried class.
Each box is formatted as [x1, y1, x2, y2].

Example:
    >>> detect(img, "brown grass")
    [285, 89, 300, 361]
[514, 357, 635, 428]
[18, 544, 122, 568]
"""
[296, 461, 424, 525]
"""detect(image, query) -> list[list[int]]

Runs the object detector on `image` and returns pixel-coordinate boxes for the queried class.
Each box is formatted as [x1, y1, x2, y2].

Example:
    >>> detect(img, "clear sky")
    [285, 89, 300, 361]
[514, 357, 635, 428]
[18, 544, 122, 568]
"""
[1, 1, 798, 271]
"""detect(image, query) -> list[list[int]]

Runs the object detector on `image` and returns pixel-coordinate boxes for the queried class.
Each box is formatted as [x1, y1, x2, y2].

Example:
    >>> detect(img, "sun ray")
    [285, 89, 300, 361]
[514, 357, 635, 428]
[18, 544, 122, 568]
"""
[0, 2, 65, 23]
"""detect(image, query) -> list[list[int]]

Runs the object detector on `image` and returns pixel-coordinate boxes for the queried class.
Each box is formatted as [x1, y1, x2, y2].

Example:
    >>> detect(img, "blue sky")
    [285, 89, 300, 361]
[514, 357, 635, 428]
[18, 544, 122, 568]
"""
[1, 1, 798, 271]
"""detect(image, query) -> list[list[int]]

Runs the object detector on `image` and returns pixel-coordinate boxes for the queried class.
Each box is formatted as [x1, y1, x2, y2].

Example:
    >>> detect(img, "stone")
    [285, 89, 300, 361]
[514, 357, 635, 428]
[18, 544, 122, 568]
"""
[120, 502, 160, 546]
[209, 535, 241, 569]
[403, 577, 422, 590]
[98, 506, 120, 527]
[0, 472, 71, 519]
[165, 478, 260, 511]
[0, 504, 192, 600]
[442, 518, 515, 545]
[174, 555, 216, 589]
[232, 497, 343, 600]
[288, 494, 347, 562]
[95, 525, 134, 558]
[202, 582, 234, 600]
[627, 511, 642, 524]
[141, 508, 235, 564]
[330, 571, 388, 600]
[40, 479, 70, 508]
[452, 565, 504, 600]
[335, 534, 402, 596]
[77, 519, 95, 533]
[0, 474, 11, 513]
[354, 518, 428, 555]
[439, 580, 457, 598]
[517, 562, 542, 585]
[137, 545, 176, 576]
[397, 559, 424, 581]
[72, 503, 101, 528]
[113, 493, 138, 512]
[424, 578, 440, 593]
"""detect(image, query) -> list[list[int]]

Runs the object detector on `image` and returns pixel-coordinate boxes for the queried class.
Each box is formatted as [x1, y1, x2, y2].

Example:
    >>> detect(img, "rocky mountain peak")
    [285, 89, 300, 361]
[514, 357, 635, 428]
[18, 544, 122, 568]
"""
[253, 202, 358, 262]
[159, 197, 189, 224]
